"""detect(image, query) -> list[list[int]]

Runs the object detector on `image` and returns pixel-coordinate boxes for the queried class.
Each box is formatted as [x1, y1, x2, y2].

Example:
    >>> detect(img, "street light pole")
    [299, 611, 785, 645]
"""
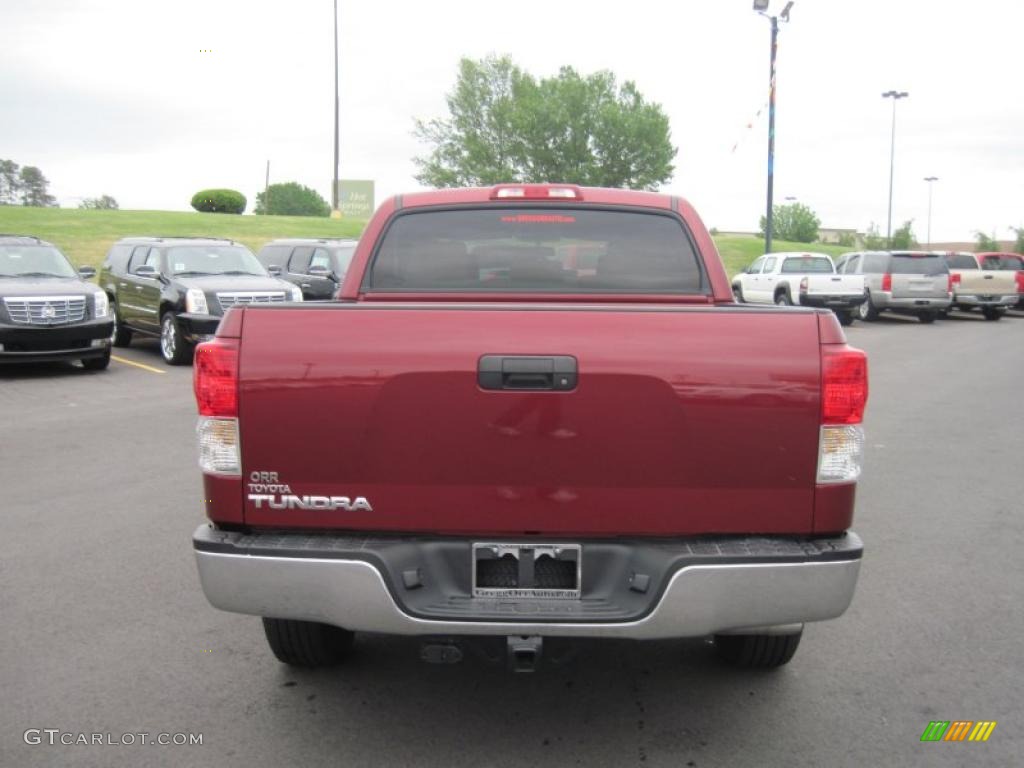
[923, 176, 938, 248]
[331, 0, 340, 214]
[882, 90, 909, 247]
[754, 1, 793, 255]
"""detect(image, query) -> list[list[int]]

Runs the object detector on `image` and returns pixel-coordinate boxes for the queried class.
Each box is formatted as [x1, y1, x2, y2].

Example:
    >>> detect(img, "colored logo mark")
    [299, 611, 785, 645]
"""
[920, 721, 997, 743]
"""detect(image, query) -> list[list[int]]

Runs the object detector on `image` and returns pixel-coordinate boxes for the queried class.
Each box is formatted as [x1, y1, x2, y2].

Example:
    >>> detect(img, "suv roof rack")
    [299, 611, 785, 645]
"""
[0, 234, 42, 242]
[121, 235, 236, 244]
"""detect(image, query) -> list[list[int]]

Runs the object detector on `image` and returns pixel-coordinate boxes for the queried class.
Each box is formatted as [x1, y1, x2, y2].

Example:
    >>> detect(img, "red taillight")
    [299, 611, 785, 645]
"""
[490, 184, 582, 201]
[881, 273, 892, 292]
[194, 338, 239, 417]
[1016, 271, 1024, 293]
[799, 276, 809, 294]
[949, 272, 959, 291]
[822, 346, 868, 425]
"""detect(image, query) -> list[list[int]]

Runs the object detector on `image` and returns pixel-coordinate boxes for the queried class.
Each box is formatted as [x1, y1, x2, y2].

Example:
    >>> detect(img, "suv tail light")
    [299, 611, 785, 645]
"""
[194, 338, 241, 475]
[818, 345, 868, 484]
[799, 276, 809, 294]
[1016, 271, 1024, 293]
[881, 273, 892, 292]
[950, 272, 961, 288]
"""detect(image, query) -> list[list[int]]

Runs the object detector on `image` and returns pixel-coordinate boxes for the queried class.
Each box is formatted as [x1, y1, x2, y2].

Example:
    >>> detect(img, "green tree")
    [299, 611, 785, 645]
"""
[1011, 227, 1024, 255]
[79, 195, 119, 210]
[0, 159, 20, 205]
[254, 182, 330, 217]
[758, 202, 820, 243]
[862, 223, 886, 250]
[19, 166, 56, 207]
[973, 230, 998, 251]
[891, 220, 917, 249]
[414, 55, 676, 190]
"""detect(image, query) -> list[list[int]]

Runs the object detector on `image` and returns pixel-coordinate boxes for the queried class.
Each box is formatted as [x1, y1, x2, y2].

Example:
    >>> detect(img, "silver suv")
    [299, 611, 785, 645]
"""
[835, 251, 951, 323]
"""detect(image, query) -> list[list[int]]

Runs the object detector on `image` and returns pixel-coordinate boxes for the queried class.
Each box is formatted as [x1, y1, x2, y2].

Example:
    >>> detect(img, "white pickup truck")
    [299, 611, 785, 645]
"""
[944, 252, 1021, 320]
[732, 252, 867, 325]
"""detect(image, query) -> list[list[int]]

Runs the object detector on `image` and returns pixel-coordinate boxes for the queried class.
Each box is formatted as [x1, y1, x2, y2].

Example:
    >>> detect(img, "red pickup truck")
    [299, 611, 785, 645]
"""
[191, 184, 867, 672]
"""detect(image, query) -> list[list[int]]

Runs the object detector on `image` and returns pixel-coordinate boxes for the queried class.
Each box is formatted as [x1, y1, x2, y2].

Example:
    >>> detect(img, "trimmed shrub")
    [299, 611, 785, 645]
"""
[191, 188, 246, 214]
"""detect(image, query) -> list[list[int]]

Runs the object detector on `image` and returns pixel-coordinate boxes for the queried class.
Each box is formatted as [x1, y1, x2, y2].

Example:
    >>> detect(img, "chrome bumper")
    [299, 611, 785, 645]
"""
[193, 528, 862, 639]
[954, 294, 1018, 307]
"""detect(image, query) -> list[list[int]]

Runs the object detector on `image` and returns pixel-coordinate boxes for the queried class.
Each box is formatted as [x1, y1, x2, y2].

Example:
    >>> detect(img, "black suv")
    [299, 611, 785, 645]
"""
[256, 238, 357, 300]
[0, 235, 113, 369]
[99, 237, 301, 365]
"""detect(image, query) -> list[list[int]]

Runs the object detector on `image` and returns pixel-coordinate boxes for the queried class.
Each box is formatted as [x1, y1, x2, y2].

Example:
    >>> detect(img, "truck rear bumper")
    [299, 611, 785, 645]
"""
[798, 295, 866, 309]
[193, 526, 862, 639]
[953, 294, 1017, 307]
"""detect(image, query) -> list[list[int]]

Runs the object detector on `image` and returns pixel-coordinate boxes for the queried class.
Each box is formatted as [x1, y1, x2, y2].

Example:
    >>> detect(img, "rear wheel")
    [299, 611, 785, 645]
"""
[774, 290, 792, 306]
[982, 307, 1002, 321]
[713, 629, 802, 668]
[836, 310, 855, 326]
[857, 293, 879, 321]
[918, 312, 937, 324]
[262, 618, 354, 667]
[160, 312, 191, 365]
[732, 284, 745, 303]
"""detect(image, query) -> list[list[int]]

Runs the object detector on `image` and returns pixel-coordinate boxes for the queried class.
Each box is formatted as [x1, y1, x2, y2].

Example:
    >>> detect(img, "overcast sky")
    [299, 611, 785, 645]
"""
[3, 0, 1021, 241]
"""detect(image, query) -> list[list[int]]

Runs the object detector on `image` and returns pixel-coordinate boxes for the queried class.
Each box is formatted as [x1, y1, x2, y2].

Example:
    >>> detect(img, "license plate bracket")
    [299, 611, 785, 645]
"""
[472, 543, 581, 599]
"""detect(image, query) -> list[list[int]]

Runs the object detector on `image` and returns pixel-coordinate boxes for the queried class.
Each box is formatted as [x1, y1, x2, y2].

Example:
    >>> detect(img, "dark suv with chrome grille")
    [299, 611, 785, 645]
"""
[98, 237, 301, 365]
[0, 234, 113, 369]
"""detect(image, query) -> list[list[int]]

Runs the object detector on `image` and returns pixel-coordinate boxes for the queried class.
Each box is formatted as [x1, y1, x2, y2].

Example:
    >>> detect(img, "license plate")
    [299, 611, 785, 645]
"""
[472, 543, 581, 599]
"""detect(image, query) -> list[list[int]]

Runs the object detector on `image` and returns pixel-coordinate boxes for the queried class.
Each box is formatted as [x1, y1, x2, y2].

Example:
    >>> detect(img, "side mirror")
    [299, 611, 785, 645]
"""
[78, 265, 97, 280]
[133, 264, 159, 279]
[267, 264, 283, 277]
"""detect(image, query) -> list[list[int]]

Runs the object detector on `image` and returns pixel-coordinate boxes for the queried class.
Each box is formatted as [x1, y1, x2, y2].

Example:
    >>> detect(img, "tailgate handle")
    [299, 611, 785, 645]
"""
[478, 355, 577, 391]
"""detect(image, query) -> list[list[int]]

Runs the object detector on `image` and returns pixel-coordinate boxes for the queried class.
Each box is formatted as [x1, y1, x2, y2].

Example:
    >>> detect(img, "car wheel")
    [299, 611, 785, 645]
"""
[857, 293, 879, 321]
[262, 618, 354, 667]
[160, 312, 191, 365]
[111, 305, 133, 347]
[918, 312, 937, 324]
[836, 310, 854, 326]
[81, 349, 111, 371]
[982, 307, 1002, 321]
[713, 629, 802, 668]
[774, 290, 792, 306]
[732, 284, 745, 303]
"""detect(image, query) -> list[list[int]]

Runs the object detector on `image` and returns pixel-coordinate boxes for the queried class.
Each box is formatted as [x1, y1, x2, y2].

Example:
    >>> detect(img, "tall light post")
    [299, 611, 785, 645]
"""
[882, 90, 909, 246]
[753, 0, 793, 255]
[331, 0, 340, 215]
[923, 176, 938, 248]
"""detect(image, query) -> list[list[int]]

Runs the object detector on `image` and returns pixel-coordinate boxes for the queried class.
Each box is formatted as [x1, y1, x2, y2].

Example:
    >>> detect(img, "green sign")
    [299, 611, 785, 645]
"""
[336, 179, 375, 219]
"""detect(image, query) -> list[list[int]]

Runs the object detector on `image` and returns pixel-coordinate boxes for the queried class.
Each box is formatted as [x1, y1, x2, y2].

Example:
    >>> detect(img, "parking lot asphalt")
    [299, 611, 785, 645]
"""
[2, 311, 1022, 768]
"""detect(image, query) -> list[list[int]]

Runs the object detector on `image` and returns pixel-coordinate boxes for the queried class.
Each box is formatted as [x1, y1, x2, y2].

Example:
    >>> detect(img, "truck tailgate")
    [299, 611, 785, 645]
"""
[805, 274, 864, 297]
[238, 304, 824, 536]
[956, 269, 1016, 295]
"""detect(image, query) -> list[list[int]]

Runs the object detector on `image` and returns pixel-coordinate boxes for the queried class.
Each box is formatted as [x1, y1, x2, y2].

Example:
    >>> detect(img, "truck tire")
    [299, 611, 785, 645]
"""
[160, 312, 192, 366]
[713, 629, 802, 668]
[857, 293, 879, 321]
[982, 307, 1002, 321]
[732, 284, 745, 303]
[81, 349, 111, 371]
[836, 310, 854, 326]
[111, 305, 133, 347]
[262, 618, 354, 667]
[774, 289, 792, 306]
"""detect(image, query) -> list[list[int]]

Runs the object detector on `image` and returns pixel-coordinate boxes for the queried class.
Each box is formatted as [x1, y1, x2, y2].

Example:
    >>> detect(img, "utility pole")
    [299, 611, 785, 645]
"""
[882, 90, 909, 247]
[264, 160, 270, 215]
[923, 176, 938, 248]
[332, 0, 340, 215]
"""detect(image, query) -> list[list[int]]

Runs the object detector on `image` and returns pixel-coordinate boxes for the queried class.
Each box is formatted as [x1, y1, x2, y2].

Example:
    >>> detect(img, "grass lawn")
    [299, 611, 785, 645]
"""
[0, 207, 365, 270]
[0, 207, 855, 279]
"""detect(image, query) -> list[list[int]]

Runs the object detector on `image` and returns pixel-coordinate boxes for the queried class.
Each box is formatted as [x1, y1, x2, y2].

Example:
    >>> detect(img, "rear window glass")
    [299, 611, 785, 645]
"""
[946, 254, 978, 269]
[781, 256, 834, 274]
[981, 255, 1024, 270]
[891, 254, 947, 275]
[366, 208, 704, 293]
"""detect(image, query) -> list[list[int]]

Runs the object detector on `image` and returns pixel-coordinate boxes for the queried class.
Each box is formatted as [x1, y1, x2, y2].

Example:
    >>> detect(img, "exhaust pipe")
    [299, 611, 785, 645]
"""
[507, 635, 543, 673]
